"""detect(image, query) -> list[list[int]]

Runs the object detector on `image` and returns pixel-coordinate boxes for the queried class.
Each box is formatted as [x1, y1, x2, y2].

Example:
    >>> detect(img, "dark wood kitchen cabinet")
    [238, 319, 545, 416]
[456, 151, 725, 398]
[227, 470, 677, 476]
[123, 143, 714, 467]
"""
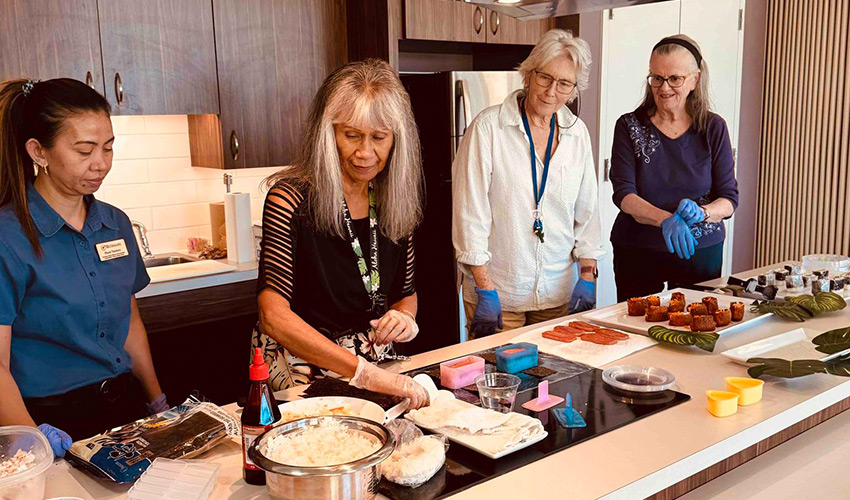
[404, 0, 486, 43]
[188, 0, 347, 169]
[485, 9, 552, 45]
[97, 0, 219, 115]
[0, 0, 104, 92]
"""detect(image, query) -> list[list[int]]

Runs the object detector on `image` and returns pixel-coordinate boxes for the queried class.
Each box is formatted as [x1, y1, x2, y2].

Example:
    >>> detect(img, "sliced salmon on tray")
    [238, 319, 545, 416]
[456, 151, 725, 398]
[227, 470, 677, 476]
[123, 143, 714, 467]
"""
[542, 330, 577, 343]
[568, 321, 600, 332]
[595, 328, 629, 341]
[554, 325, 584, 335]
[581, 333, 619, 345]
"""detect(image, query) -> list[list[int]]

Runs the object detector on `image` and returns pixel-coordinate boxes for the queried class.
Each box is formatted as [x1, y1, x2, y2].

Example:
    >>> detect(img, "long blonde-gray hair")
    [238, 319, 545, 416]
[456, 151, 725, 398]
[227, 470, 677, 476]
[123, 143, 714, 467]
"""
[267, 59, 423, 242]
[640, 34, 712, 133]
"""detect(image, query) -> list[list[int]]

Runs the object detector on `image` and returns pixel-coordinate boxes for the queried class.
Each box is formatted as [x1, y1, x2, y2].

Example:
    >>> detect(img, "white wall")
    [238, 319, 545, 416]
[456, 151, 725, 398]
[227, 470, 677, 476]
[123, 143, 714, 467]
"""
[100, 115, 281, 255]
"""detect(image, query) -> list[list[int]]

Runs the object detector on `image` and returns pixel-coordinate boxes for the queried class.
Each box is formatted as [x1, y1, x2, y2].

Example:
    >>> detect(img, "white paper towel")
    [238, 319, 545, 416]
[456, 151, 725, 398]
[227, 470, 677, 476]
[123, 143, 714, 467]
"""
[224, 192, 255, 264]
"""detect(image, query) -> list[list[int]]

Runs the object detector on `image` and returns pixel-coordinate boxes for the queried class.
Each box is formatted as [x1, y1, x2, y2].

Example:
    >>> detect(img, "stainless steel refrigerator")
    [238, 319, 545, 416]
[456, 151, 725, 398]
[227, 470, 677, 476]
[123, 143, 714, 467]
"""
[399, 71, 522, 354]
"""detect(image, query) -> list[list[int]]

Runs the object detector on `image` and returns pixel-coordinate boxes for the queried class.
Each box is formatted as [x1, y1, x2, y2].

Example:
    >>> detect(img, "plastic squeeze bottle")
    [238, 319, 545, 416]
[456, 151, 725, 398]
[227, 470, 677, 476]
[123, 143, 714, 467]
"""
[242, 347, 281, 485]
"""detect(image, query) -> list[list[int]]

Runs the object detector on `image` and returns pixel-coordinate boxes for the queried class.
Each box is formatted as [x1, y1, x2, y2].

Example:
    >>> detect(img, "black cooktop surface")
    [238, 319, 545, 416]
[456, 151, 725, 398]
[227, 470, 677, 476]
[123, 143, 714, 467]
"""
[379, 347, 690, 500]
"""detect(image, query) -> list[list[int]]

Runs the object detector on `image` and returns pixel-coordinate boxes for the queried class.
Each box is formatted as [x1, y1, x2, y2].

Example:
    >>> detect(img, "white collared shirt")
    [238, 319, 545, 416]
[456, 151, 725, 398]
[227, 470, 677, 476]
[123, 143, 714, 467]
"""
[452, 90, 604, 312]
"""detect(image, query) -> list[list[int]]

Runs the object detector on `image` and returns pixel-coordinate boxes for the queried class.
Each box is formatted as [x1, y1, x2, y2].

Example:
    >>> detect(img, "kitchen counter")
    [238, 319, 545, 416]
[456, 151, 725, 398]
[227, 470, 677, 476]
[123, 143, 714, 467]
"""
[135, 259, 258, 299]
[45, 262, 850, 499]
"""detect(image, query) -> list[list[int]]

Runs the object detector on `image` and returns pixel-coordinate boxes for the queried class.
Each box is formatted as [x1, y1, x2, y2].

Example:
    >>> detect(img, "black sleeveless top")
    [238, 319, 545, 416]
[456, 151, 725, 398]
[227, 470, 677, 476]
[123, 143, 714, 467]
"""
[259, 182, 415, 336]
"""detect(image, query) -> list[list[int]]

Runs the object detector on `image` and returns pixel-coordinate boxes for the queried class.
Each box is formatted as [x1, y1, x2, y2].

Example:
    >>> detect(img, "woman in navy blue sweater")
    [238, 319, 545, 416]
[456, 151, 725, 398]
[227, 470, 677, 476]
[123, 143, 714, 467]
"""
[609, 35, 739, 302]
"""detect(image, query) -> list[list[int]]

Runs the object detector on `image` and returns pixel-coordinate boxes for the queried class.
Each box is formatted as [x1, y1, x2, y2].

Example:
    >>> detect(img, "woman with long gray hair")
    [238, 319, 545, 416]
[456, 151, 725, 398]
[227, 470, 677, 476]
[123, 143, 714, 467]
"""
[609, 35, 739, 301]
[252, 59, 429, 407]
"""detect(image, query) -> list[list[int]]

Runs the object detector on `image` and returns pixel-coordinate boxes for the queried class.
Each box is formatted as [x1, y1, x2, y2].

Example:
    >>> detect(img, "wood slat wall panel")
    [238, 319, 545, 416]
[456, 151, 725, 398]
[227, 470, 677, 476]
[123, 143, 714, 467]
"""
[756, 0, 850, 266]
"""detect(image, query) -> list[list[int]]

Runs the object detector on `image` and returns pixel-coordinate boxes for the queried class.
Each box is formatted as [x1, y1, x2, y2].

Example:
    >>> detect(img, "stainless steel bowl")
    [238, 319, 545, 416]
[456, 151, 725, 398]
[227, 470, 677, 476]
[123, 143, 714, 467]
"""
[248, 416, 395, 500]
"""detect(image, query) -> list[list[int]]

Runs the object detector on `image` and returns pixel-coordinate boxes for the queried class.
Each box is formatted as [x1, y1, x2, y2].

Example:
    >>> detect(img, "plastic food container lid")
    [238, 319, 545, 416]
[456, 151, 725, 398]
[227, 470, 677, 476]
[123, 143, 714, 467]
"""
[802, 254, 850, 273]
[127, 458, 220, 500]
[0, 425, 52, 488]
[602, 365, 676, 393]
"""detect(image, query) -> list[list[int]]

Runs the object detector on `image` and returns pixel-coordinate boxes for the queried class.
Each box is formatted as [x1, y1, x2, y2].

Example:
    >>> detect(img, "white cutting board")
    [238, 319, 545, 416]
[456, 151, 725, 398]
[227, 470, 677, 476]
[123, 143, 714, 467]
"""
[146, 260, 237, 283]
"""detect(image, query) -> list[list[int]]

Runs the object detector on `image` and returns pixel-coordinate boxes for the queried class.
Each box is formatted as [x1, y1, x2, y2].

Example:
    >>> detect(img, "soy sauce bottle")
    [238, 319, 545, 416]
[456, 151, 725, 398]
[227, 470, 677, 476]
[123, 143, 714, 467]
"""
[242, 348, 281, 485]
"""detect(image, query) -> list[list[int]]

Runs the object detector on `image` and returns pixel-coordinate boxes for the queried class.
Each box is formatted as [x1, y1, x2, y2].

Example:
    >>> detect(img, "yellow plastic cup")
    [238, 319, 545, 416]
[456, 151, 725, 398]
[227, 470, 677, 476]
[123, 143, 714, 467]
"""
[706, 390, 739, 417]
[725, 377, 765, 406]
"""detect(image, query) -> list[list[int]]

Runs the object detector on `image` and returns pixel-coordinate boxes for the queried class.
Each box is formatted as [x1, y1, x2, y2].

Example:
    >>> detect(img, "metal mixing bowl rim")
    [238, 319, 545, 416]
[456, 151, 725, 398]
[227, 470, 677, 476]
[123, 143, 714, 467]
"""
[247, 415, 395, 477]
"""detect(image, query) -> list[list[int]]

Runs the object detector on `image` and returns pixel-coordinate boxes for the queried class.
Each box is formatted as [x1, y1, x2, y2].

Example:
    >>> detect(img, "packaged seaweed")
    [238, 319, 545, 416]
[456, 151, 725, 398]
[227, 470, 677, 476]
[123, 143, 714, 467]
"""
[66, 396, 239, 483]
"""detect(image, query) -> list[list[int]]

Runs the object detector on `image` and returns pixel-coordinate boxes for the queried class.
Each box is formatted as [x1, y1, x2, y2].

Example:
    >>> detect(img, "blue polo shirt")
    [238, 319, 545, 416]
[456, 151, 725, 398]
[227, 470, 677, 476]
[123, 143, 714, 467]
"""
[0, 183, 150, 398]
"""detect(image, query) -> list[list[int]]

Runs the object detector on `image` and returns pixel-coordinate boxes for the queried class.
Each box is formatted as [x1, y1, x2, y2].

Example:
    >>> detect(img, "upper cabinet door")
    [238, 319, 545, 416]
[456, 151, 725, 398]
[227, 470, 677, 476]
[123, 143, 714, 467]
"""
[0, 0, 104, 92]
[212, 0, 347, 168]
[97, 0, 219, 115]
[405, 0, 487, 43]
[485, 10, 552, 45]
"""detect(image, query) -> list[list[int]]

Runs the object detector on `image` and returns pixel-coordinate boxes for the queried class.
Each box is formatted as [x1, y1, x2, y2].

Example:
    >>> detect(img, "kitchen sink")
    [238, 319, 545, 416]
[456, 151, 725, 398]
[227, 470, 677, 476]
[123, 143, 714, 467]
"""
[143, 254, 199, 268]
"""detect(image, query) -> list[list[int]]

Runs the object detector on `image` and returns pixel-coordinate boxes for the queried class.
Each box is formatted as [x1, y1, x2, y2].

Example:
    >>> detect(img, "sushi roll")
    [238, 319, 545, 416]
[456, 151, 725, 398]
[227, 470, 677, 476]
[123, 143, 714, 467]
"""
[773, 268, 788, 281]
[802, 274, 815, 288]
[645, 305, 669, 322]
[784, 264, 802, 275]
[671, 292, 686, 303]
[691, 314, 717, 332]
[702, 296, 719, 314]
[646, 295, 661, 307]
[713, 309, 732, 327]
[668, 298, 685, 313]
[831, 278, 845, 292]
[627, 297, 648, 316]
[812, 279, 830, 293]
[757, 274, 769, 286]
[730, 301, 745, 321]
[813, 269, 829, 279]
[785, 274, 804, 290]
[688, 303, 709, 316]
[669, 312, 692, 327]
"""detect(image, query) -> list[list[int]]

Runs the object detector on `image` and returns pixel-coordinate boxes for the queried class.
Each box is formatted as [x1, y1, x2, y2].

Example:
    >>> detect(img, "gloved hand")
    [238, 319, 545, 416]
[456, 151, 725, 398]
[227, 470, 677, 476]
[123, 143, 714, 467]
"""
[145, 393, 170, 415]
[675, 198, 706, 226]
[349, 356, 430, 409]
[370, 309, 419, 345]
[472, 288, 503, 338]
[568, 279, 596, 314]
[37, 423, 72, 458]
[661, 214, 698, 259]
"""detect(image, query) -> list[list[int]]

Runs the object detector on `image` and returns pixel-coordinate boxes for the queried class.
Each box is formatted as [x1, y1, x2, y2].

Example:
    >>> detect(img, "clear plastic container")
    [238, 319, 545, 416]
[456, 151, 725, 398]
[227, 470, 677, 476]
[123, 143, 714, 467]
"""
[801, 254, 850, 274]
[127, 458, 220, 500]
[0, 425, 52, 500]
[602, 365, 676, 393]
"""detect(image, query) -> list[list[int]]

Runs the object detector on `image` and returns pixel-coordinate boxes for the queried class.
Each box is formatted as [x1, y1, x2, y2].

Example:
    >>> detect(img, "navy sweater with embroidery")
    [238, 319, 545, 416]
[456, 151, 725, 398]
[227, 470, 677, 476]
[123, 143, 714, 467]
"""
[609, 106, 739, 252]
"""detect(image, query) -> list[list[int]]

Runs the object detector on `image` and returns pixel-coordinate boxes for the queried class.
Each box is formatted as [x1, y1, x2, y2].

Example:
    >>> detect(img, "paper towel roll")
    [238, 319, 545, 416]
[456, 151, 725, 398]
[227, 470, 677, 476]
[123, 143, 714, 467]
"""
[224, 192, 255, 264]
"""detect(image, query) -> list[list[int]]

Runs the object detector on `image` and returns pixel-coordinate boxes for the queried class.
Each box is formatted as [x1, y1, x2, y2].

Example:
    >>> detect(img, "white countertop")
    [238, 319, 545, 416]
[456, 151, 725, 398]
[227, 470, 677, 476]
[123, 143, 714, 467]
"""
[135, 259, 258, 298]
[46, 262, 850, 499]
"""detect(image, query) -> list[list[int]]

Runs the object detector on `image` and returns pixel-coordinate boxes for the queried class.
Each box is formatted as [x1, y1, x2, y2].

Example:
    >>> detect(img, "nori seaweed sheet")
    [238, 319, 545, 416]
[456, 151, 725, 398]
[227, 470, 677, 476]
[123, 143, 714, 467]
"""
[301, 377, 404, 410]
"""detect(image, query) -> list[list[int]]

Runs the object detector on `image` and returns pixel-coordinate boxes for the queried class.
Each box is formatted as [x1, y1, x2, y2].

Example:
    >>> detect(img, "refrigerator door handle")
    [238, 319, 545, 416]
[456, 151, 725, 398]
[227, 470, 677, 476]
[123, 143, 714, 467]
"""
[455, 79, 473, 147]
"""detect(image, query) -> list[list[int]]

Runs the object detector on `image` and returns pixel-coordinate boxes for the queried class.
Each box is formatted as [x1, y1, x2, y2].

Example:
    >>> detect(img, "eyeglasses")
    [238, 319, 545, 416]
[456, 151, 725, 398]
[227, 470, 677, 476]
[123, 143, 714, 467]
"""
[646, 74, 690, 88]
[533, 69, 576, 95]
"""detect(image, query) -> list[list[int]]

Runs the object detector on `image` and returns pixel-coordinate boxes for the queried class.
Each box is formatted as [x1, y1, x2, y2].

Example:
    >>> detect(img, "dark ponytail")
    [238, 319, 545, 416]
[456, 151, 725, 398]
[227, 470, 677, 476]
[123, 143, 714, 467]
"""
[0, 78, 111, 257]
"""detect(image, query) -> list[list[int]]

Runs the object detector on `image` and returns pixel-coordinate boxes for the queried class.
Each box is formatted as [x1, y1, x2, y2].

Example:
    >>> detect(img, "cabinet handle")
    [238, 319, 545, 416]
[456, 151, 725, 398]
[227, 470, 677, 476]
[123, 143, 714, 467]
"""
[490, 10, 500, 36]
[114, 72, 124, 106]
[474, 6, 484, 34]
[85, 71, 94, 89]
[230, 130, 240, 162]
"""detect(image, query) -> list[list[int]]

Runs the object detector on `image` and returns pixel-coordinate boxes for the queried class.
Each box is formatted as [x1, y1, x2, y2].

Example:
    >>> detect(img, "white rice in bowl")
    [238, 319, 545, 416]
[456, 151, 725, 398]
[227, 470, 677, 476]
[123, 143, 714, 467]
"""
[262, 420, 381, 467]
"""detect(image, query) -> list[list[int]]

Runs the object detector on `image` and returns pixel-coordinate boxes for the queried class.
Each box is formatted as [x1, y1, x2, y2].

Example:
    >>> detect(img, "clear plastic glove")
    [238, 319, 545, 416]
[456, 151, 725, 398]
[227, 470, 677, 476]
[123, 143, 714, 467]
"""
[661, 214, 698, 260]
[675, 198, 706, 226]
[568, 279, 596, 313]
[349, 356, 430, 409]
[370, 309, 419, 345]
[145, 393, 170, 415]
[472, 288, 503, 338]
[37, 423, 72, 458]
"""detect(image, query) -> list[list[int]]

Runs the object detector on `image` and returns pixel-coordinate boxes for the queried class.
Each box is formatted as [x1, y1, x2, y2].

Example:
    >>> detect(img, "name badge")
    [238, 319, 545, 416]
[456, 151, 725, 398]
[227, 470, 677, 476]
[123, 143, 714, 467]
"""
[96, 239, 129, 261]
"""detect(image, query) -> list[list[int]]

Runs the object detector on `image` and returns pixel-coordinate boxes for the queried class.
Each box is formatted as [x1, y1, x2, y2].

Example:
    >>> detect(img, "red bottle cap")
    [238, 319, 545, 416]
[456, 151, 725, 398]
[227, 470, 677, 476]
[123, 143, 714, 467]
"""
[249, 347, 270, 381]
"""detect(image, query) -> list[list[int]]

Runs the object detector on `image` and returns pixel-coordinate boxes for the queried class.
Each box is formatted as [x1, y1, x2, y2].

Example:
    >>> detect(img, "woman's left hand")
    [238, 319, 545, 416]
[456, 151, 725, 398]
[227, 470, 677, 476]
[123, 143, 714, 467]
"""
[675, 199, 705, 226]
[370, 309, 419, 345]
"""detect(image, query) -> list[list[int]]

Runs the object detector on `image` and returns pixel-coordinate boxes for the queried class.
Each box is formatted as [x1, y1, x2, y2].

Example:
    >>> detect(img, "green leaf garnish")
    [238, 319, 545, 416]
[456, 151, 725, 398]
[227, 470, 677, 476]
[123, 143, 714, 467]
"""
[647, 325, 719, 352]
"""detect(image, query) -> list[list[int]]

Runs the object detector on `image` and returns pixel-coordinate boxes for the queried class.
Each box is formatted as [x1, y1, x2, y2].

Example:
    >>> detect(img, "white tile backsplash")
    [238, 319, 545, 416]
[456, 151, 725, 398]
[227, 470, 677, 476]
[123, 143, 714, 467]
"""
[102, 116, 283, 254]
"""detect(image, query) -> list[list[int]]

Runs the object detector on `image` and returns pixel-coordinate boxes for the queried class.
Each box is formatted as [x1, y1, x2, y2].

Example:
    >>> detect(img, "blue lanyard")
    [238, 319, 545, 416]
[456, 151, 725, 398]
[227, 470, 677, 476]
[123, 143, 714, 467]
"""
[520, 104, 556, 243]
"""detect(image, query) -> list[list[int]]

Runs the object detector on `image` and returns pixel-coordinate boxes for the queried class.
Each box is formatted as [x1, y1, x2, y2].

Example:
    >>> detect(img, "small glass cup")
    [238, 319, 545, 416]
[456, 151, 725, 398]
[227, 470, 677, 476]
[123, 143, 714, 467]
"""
[475, 373, 521, 413]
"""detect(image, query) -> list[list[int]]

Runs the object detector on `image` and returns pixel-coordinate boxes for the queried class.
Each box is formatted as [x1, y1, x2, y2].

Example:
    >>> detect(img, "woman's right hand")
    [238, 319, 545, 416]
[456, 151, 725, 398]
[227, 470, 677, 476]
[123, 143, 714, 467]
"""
[38, 423, 72, 458]
[349, 356, 430, 409]
[661, 214, 698, 259]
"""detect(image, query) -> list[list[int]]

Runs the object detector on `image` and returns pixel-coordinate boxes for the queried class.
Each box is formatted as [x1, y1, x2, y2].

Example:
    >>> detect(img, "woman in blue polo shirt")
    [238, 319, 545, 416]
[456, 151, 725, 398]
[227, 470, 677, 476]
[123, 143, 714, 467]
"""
[0, 78, 168, 456]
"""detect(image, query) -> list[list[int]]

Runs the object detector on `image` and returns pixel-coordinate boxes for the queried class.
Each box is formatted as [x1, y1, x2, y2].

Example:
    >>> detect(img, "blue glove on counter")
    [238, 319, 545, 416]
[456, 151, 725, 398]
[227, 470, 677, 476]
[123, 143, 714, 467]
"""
[38, 423, 72, 458]
[661, 214, 698, 260]
[145, 393, 170, 415]
[568, 279, 596, 314]
[472, 288, 503, 338]
[675, 198, 706, 226]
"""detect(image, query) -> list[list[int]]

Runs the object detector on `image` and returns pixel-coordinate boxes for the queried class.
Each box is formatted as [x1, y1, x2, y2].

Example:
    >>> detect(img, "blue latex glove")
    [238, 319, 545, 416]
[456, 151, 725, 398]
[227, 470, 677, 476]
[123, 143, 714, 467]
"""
[38, 423, 72, 458]
[472, 288, 503, 338]
[661, 214, 698, 259]
[675, 198, 705, 226]
[145, 393, 170, 415]
[568, 279, 596, 314]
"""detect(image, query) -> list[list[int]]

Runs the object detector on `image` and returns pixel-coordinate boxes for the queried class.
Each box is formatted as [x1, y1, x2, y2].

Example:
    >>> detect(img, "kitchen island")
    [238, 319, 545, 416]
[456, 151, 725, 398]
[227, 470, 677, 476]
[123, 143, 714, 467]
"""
[44, 262, 850, 499]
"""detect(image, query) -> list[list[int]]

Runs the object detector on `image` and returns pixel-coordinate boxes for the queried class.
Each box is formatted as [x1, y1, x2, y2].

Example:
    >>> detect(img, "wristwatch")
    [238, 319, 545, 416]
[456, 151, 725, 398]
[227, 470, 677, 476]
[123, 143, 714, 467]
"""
[701, 205, 711, 223]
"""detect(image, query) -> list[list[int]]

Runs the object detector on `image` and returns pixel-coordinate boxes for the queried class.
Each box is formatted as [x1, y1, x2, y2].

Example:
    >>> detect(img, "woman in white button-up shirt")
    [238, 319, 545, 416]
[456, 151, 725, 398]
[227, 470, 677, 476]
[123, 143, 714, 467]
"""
[452, 30, 604, 338]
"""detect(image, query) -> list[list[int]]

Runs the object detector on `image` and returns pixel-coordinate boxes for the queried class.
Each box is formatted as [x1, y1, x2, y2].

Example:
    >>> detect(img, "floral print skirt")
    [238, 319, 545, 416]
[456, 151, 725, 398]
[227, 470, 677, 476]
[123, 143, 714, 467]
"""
[249, 324, 392, 392]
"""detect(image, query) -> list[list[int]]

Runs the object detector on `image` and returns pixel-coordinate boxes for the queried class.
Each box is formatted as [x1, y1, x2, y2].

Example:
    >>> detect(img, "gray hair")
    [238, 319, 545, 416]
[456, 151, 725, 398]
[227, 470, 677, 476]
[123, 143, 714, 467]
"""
[640, 34, 713, 133]
[517, 29, 592, 104]
[266, 59, 423, 242]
